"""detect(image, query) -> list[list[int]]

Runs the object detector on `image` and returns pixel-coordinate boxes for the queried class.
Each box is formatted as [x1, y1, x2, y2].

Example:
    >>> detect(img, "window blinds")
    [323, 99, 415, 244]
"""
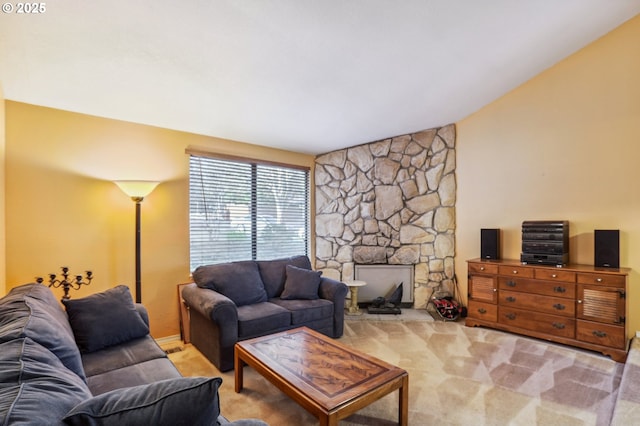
[188, 155, 309, 271]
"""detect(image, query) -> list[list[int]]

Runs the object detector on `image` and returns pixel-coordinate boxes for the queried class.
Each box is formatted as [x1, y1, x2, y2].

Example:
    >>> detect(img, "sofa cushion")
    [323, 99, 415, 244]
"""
[0, 283, 86, 380]
[0, 337, 92, 425]
[0, 340, 22, 385]
[237, 302, 291, 339]
[280, 265, 322, 300]
[63, 377, 222, 426]
[86, 357, 183, 396]
[193, 261, 268, 307]
[82, 335, 169, 379]
[63, 286, 150, 353]
[269, 298, 334, 325]
[257, 255, 312, 298]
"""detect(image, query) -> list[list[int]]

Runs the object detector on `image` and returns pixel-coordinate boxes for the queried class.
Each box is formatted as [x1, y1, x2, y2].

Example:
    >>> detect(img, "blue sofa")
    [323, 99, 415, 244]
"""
[182, 255, 349, 372]
[0, 283, 266, 425]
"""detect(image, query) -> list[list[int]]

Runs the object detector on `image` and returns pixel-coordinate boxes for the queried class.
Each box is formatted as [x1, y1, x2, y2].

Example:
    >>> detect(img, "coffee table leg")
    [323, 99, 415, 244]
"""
[399, 374, 409, 426]
[235, 347, 244, 393]
[319, 412, 339, 426]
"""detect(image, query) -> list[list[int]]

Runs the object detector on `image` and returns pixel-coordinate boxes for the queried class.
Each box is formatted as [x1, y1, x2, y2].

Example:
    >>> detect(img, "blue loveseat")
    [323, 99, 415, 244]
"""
[182, 255, 349, 372]
[0, 282, 265, 425]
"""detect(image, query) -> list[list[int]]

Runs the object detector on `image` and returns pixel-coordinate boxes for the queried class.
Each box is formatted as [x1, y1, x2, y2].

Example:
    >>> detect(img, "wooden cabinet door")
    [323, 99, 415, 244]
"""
[469, 274, 497, 304]
[576, 284, 625, 325]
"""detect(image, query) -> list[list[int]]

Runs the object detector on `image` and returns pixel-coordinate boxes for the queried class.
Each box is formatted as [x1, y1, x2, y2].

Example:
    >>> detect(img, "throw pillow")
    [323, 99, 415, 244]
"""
[257, 255, 312, 298]
[62, 286, 149, 353]
[280, 265, 322, 300]
[193, 261, 268, 306]
[63, 377, 222, 426]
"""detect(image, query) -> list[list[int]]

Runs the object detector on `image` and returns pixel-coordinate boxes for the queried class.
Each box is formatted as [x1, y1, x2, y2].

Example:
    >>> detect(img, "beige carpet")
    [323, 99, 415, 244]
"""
[166, 318, 623, 425]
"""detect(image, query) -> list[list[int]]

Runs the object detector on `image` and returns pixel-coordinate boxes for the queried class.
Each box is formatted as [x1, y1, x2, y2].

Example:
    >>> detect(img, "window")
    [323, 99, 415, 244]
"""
[188, 154, 309, 270]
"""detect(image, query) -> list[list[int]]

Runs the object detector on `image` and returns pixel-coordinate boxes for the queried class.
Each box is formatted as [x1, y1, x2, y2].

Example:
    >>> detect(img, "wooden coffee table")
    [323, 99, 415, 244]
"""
[235, 327, 408, 426]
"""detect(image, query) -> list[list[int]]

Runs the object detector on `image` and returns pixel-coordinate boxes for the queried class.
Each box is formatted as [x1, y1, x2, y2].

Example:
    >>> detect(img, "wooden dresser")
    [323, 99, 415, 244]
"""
[466, 258, 631, 362]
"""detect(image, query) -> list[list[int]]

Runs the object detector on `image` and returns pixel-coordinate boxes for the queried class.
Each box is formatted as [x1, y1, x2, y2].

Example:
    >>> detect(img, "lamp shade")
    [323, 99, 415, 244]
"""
[114, 180, 160, 199]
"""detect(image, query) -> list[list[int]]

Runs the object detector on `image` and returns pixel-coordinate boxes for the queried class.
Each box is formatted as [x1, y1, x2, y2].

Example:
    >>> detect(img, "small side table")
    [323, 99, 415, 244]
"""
[177, 283, 191, 343]
[345, 280, 367, 315]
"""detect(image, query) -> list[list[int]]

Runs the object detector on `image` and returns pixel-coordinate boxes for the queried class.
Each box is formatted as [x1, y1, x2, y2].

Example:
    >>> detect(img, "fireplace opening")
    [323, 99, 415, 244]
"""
[354, 265, 414, 308]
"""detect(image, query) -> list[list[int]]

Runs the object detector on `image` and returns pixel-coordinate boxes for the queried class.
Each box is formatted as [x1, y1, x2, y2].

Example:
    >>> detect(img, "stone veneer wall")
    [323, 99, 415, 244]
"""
[314, 124, 456, 308]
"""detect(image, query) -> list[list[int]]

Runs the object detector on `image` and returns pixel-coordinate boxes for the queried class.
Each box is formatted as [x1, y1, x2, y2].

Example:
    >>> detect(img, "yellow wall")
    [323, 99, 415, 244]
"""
[4, 102, 315, 338]
[456, 14, 640, 336]
[0, 84, 5, 296]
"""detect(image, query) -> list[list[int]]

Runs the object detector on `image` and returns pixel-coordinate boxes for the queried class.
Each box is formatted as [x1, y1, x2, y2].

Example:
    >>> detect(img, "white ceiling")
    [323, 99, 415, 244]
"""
[1, 1, 639, 155]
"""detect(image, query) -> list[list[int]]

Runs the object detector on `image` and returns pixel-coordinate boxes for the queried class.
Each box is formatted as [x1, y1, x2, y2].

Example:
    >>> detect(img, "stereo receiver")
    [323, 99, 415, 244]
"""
[521, 220, 569, 266]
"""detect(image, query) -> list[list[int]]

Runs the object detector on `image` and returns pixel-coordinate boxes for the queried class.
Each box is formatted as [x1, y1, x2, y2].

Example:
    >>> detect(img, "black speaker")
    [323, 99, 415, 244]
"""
[481, 229, 500, 260]
[594, 230, 619, 268]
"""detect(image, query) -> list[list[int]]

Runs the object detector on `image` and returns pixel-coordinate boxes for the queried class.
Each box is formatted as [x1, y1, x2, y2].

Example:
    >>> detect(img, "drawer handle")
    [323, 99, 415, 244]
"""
[577, 299, 582, 304]
[480, 266, 485, 271]
[478, 308, 487, 314]
[553, 303, 566, 311]
[505, 313, 516, 320]
[593, 330, 607, 338]
[553, 286, 566, 293]
[506, 296, 516, 303]
[506, 281, 516, 287]
[596, 278, 603, 283]
[552, 322, 566, 330]
[512, 270, 518, 274]
[551, 274, 557, 278]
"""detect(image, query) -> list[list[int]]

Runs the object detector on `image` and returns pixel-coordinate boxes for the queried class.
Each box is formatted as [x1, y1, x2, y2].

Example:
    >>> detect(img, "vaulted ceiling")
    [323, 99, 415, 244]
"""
[1, 1, 639, 154]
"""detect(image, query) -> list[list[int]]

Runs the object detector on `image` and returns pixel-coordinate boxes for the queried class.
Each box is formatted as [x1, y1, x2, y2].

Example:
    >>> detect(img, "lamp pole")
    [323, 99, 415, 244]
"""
[134, 197, 143, 303]
[114, 181, 160, 304]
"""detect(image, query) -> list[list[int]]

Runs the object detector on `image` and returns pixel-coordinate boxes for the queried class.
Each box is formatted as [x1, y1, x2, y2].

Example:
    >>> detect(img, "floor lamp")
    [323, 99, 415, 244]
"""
[115, 180, 160, 303]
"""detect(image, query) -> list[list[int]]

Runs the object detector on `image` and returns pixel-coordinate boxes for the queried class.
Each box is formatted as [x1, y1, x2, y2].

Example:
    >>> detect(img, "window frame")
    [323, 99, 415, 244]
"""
[186, 148, 310, 270]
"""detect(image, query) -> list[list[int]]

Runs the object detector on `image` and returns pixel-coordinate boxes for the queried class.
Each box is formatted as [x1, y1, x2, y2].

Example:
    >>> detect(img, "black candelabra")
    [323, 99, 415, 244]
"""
[37, 267, 93, 301]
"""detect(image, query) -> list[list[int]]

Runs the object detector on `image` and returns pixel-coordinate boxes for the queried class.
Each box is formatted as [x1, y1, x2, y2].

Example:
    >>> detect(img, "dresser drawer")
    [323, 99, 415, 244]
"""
[500, 290, 575, 317]
[498, 265, 534, 278]
[534, 269, 576, 282]
[499, 277, 575, 299]
[576, 320, 626, 349]
[577, 273, 625, 287]
[469, 262, 498, 275]
[498, 307, 575, 338]
[467, 301, 497, 322]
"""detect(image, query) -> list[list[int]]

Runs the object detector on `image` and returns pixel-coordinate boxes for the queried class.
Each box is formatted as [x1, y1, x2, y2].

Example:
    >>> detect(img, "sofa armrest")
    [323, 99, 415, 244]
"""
[181, 283, 239, 347]
[319, 276, 349, 303]
[134, 303, 150, 327]
[318, 277, 349, 337]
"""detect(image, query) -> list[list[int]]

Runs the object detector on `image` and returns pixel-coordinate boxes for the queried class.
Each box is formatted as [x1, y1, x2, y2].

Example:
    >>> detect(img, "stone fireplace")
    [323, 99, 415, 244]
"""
[314, 124, 456, 308]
